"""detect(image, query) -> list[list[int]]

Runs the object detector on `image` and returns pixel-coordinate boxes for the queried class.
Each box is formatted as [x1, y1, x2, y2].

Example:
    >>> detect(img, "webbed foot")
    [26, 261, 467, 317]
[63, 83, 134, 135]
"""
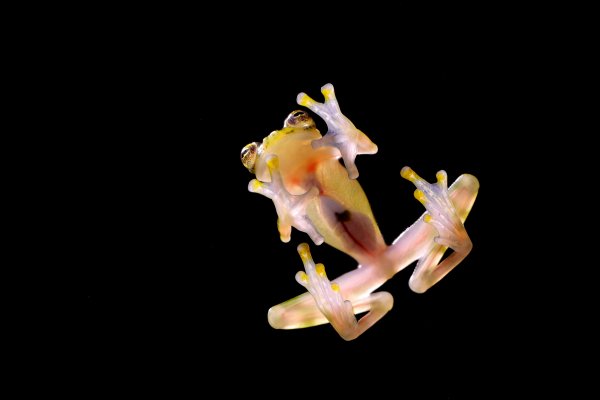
[297, 83, 377, 179]
[268, 244, 394, 340]
[401, 167, 474, 293]
[249, 155, 324, 245]
[295, 243, 358, 339]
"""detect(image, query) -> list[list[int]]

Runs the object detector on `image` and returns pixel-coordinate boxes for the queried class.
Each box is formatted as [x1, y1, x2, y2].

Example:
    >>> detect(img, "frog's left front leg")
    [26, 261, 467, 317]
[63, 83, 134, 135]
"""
[297, 83, 378, 179]
[268, 243, 393, 341]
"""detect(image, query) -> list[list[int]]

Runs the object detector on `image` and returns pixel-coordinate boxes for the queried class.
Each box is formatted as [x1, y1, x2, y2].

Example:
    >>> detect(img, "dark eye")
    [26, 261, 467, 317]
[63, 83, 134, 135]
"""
[284, 110, 315, 129]
[241, 146, 250, 159]
[240, 142, 258, 173]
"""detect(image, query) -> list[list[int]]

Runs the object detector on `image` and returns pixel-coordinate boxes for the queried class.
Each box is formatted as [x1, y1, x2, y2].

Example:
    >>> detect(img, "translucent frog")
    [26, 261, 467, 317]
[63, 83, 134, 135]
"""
[240, 83, 479, 341]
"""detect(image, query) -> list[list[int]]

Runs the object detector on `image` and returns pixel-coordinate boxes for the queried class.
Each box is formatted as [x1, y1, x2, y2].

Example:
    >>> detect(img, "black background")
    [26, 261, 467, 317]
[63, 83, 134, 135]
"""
[76, 8, 553, 397]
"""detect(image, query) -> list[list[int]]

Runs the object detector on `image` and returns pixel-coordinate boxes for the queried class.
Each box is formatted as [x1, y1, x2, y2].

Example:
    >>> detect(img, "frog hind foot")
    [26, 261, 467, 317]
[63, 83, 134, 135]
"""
[400, 167, 475, 293]
[295, 243, 358, 340]
[294, 243, 393, 340]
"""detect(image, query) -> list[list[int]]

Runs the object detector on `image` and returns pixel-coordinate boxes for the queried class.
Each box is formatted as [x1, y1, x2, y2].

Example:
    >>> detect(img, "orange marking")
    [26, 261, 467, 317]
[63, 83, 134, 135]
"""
[307, 161, 318, 173]
[288, 176, 301, 187]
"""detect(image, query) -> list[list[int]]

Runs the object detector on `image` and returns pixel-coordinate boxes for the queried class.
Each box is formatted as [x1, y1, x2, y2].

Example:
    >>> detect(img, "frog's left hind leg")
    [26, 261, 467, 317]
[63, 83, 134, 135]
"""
[267, 243, 393, 341]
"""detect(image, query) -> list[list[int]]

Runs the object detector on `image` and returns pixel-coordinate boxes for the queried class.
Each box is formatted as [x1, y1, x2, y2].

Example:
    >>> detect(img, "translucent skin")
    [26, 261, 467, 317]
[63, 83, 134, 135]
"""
[242, 84, 479, 340]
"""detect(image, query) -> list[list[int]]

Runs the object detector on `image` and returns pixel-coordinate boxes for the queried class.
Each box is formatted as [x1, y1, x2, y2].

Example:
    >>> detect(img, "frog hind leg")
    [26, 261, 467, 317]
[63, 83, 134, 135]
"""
[400, 168, 479, 293]
[267, 243, 393, 341]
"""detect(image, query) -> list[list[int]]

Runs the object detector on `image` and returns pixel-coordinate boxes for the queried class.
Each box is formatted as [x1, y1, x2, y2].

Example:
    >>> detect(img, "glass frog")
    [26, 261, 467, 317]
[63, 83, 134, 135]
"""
[240, 83, 479, 341]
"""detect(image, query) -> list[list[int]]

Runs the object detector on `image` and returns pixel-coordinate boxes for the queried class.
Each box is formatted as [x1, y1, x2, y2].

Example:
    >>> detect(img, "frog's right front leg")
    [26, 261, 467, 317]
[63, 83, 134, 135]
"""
[267, 243, 393, 341]
[248, 154, 324, 245]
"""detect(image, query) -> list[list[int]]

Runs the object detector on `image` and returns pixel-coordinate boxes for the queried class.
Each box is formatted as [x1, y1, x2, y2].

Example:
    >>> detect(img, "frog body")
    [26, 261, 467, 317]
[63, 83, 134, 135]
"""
[241, 84, 478, 340]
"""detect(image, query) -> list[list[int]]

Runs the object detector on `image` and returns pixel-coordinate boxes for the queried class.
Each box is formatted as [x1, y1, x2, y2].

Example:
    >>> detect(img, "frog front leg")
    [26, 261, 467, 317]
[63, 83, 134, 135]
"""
[248, 154, 324, 245]
[297, 83, 378, 179]
[268, 243, 393, 341]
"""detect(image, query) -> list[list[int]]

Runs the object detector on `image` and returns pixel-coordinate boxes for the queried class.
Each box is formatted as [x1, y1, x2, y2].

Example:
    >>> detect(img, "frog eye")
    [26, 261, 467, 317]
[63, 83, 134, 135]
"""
[241, 142, 259, 173]
[284, 110, 316, 129]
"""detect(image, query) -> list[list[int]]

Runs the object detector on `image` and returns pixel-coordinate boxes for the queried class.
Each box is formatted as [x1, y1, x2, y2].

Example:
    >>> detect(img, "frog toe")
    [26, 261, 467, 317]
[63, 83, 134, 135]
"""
[295, 243, 358, 335]
[298, 84, 378, 179]
[248, 155, 324, 245]
[401, 167, 466, 245]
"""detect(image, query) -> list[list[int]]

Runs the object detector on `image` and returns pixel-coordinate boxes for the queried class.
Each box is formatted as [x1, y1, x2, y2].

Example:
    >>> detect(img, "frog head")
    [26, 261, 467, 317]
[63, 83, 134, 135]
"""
[240, 110, 319, 176]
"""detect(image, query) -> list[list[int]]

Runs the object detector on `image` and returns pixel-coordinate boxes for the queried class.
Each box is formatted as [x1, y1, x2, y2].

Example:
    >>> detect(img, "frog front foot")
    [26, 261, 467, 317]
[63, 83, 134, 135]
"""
[297, 83, 378, 179]
[401, 167, 474, 293]
[249, 155, 324, 245]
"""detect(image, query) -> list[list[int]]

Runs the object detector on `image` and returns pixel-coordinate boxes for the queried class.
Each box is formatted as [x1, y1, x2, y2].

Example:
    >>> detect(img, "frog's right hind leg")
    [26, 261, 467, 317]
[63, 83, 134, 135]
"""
[400, 168, 479, 293]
